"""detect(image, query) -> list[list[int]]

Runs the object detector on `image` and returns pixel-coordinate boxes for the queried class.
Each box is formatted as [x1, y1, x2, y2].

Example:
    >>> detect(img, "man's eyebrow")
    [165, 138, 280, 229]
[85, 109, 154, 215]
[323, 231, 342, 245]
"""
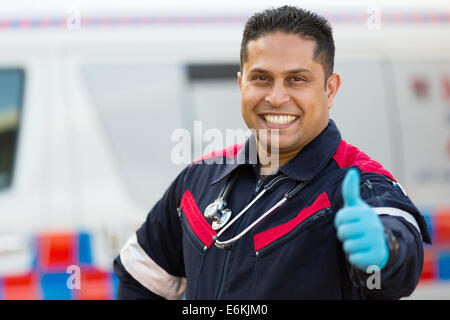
[247, 68, 270, 74]
[282, 68, 312, 75]
[247, 68, 312, 75]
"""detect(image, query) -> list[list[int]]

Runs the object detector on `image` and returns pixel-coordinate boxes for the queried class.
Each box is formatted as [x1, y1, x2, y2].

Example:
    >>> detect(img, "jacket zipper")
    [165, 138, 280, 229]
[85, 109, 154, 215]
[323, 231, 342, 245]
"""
[215, 247, 231, 299]
[178, 207, 208, 299]
[256, 207, 332, 256]
[214, 173, 287, 299]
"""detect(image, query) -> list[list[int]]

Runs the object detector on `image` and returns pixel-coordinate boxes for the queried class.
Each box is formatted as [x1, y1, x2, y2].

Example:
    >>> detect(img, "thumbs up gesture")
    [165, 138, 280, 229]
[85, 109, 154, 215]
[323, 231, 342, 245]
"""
[334, 168, 389, 271]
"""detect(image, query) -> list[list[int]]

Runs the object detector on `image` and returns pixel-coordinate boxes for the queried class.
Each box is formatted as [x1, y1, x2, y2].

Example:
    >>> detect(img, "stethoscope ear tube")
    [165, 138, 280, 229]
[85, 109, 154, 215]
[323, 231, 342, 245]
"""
[263, 174, 290, 192]
[285, 181, 307, 200]
[220, 167, 241, 199]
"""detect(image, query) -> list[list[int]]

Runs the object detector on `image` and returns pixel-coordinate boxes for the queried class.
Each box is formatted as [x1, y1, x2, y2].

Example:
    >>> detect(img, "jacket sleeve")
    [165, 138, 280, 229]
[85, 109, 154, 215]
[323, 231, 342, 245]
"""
[113, 167, 189, 300]
[338, 170, 431, 299]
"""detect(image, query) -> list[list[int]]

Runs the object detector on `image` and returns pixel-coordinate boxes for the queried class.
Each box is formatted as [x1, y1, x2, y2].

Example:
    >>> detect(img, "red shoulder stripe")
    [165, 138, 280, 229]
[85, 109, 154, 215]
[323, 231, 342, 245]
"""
[189, 142, 245, 167]
[332, 139, 396, 182]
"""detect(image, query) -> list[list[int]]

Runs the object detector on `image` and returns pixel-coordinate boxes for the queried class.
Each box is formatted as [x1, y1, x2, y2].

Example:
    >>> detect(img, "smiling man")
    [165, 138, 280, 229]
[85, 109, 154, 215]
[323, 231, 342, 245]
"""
[238, 28, 340, 175]
[114, 6, 431, 300]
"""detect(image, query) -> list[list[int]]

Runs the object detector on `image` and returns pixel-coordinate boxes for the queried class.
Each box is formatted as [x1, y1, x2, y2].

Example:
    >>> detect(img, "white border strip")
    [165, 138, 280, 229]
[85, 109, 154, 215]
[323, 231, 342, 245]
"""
[373, 207, 421, 236]
[120, 234, 186, 300]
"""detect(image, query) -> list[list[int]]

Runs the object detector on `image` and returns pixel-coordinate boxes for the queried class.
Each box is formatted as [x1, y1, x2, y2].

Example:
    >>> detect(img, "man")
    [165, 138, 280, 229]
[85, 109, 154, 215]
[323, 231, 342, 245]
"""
[114, 5, 430, 299]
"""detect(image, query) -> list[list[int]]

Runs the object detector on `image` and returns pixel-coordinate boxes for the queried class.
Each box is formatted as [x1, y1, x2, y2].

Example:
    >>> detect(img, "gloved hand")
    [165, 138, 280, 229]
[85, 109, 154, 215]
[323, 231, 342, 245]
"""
[334, 168, 389, 271]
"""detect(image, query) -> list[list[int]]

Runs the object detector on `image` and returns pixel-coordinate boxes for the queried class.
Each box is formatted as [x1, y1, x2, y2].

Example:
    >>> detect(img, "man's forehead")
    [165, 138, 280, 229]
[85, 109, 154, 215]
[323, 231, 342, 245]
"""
[244, 32, 319, 73]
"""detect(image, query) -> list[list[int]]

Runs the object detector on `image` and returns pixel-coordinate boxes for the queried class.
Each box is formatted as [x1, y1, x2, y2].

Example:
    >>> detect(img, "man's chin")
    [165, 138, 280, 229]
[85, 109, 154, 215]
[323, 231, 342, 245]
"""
[259, 138, 299, 153]
[257, 140, 303, 161]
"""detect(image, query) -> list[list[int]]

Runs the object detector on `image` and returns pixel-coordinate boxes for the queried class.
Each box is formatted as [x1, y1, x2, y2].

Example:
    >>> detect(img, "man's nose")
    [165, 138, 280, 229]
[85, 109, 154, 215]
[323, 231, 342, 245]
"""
[264, 80, 291, 107]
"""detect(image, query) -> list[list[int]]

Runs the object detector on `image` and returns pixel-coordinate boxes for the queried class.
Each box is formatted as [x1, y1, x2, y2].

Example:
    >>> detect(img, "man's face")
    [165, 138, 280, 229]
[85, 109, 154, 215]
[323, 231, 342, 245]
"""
[238, 32, 339, 157]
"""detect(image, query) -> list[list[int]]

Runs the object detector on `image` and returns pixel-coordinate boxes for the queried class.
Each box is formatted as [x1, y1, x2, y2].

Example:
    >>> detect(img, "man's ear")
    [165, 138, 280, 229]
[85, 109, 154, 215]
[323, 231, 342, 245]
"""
[237, 71, 242, 91]
[325, 73, 341, 110]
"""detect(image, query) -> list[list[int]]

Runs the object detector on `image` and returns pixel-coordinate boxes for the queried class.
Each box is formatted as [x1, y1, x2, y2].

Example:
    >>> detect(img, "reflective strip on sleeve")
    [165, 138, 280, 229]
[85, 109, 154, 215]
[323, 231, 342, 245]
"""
[119, 234, 186, 300]
[373, 207, 421, 236]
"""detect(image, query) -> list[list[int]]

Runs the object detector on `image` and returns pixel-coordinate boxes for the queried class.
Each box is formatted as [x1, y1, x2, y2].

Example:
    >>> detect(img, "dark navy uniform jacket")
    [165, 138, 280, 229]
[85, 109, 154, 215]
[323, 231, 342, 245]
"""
[114, 119, 431, 300]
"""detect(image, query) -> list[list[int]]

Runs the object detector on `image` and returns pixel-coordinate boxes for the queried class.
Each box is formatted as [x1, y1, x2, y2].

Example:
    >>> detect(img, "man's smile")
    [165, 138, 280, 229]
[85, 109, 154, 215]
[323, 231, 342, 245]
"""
[258, 113, 300, 129]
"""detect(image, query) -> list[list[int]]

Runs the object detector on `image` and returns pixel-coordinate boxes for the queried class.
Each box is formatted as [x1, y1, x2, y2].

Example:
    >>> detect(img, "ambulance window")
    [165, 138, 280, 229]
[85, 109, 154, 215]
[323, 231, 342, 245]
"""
[0, 69, 24, 190]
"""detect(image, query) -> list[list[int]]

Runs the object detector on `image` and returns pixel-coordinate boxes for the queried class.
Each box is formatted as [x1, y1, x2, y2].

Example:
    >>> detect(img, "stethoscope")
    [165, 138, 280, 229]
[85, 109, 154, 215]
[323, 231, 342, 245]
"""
[204, 168, 307, 249]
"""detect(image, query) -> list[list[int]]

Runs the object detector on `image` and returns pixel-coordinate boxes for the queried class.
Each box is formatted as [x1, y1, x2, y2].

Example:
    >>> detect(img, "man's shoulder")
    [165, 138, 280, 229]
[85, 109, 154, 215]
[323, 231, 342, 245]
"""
[179, 143, 247, 188]
[331, 139, 396, 182]
[189, 143, 246, 168]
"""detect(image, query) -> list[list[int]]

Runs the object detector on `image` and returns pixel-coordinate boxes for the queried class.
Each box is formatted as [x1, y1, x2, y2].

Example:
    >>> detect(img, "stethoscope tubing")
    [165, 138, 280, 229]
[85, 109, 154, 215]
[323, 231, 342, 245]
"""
[213, 175, 295, 248]
[215, 188, 267, 238]
[213, 174, 290, 241]
[214, 195, 288, 248]
[208, 171, 307, 249]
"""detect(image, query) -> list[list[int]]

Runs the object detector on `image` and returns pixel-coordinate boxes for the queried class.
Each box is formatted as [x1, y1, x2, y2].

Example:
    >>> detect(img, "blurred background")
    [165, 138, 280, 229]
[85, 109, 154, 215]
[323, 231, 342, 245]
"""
[0, 0, 448, 299]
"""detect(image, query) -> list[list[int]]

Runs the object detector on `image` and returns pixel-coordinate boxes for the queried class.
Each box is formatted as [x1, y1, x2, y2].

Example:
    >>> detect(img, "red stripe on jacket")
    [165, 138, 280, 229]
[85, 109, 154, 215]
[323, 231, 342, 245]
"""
[189, 143, 245, 167]
[253, 192, 332, 252]
[332, 139, 396, 182]
[180, 190, 217, 248]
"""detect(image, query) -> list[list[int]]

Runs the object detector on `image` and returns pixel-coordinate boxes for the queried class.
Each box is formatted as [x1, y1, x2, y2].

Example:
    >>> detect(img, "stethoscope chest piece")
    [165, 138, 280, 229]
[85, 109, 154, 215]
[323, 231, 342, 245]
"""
[204, 198, 232, 230]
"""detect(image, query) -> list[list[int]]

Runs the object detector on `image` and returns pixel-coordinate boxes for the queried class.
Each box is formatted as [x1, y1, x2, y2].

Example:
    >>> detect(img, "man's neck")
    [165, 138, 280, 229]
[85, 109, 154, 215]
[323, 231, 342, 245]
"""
[257, 146, 300, 179]
[255, 122, 328, 178]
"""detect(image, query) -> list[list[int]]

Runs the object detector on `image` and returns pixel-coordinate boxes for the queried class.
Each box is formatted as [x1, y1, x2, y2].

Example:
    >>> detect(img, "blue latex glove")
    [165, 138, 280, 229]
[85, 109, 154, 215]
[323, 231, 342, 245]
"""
[334, 168, 389, 271]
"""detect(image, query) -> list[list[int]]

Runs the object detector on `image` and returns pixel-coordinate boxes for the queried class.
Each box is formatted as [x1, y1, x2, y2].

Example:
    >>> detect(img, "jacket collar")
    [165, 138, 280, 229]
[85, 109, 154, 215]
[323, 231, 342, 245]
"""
[279, 119, 341, 182]
[210, 119, 342, 185]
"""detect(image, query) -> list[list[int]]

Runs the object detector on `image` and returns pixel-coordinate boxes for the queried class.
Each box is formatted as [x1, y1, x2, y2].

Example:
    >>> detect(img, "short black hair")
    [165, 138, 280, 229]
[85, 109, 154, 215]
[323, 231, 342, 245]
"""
[240, 5, 335, 81]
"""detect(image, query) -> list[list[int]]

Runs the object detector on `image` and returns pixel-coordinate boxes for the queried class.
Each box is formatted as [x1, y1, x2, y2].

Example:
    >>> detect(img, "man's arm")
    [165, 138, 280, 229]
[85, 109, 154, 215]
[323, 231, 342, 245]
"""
[113, 167, 189, 300]
[114, 256, 164, 299]
[334, 168, 431, 299]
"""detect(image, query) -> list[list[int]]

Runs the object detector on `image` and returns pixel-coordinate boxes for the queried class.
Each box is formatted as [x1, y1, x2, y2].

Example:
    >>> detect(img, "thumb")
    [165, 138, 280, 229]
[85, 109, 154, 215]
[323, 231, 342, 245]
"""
[342, 168, 364, 207]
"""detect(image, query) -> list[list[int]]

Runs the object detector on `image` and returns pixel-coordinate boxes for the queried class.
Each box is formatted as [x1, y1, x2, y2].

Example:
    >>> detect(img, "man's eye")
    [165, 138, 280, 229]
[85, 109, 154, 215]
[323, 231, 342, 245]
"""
[291, 76, 306, 82]
[252, 75, 268, 81]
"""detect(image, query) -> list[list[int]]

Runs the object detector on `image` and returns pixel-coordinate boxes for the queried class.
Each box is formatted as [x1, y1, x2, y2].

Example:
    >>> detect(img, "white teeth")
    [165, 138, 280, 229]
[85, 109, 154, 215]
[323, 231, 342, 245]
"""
[263, 115, 298, 125]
